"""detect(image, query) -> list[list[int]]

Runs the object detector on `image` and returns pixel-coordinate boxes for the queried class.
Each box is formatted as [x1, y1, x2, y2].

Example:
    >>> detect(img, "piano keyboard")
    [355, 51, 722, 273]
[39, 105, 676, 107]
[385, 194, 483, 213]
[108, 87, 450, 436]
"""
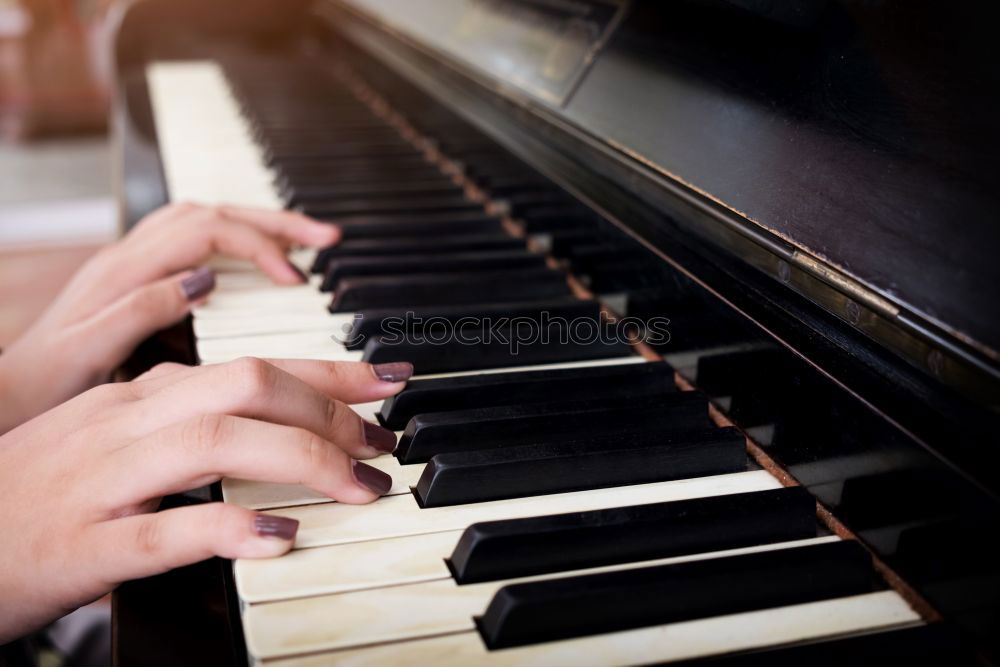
[147, 59, 924, 664]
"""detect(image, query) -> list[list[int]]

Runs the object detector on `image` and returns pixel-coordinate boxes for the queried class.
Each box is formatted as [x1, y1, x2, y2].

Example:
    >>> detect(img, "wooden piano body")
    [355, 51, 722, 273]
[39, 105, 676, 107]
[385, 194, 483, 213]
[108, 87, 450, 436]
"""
[110, 0, 1000, 664]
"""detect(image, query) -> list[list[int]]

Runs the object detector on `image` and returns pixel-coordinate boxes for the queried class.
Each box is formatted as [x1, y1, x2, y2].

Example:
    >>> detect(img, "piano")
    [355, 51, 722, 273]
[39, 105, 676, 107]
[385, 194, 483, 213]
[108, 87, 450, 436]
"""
[109, 0, 1000, 664]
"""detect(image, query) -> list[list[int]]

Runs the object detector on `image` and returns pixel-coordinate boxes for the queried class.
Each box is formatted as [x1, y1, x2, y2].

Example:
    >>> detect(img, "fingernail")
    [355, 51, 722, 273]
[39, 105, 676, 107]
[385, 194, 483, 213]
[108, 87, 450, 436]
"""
[180, 267, 216, 301]
[254, 514, 299, 540]
[353, 460, 393, 495]
[287, 261, 308, 283]
[372, 361, 413, 383]
[364, 421, 397, 453]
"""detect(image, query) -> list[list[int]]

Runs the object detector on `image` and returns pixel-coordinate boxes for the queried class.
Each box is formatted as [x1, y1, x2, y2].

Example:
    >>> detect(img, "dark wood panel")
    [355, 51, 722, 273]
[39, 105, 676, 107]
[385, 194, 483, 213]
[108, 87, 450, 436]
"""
[565, 0, 1000, 353]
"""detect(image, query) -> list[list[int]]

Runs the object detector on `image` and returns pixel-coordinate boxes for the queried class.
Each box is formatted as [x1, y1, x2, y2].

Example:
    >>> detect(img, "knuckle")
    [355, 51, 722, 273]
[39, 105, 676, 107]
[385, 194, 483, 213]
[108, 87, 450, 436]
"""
[134, 518, 163, 556]
[85, 381, 135, 405]
[204, 503, 236, 536]
[323, 397, 344, 434]
[174, 201, 201, 215]
[303, 430, 335, 470]
[227, 357, 275, 397]
[323, 362, 350, 386]
[128, 284, 168, 314]
[329, 400, 358, 433]
[150, 361, 182, 376]
[182, 414, 231, 456]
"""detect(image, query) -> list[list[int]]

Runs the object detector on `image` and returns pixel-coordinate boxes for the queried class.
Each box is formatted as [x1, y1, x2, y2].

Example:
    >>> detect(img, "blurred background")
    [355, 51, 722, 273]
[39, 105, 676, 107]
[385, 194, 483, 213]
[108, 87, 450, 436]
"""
[0, 0, 117, 349]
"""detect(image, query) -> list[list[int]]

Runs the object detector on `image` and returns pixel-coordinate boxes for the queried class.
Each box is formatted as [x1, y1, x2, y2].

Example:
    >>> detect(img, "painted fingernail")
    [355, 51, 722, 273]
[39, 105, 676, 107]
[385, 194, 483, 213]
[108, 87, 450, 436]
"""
[254, 514, 299, 540]
[364, 421, 397, 453]
[353, 460, 393, 495]
[372, 361, 413, 383]
[180, 267, 216, 301]
[287, 261, 308, 283]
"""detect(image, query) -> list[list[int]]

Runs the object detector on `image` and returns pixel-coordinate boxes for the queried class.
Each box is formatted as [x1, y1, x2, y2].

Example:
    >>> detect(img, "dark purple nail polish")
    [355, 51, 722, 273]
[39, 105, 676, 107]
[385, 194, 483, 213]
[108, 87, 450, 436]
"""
[288, 262, 308, 283]
[180, 267, 216, 301]
[353, 460, 393, 495]
[372, 361, 413, 383]
[254, 514, 299, 540]
[364, 421, 397, 453]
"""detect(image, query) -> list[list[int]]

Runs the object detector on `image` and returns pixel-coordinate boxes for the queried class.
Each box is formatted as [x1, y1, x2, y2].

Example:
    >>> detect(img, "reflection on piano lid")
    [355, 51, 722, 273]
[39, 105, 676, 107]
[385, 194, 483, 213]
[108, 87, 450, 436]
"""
[111, 1, 999, 665]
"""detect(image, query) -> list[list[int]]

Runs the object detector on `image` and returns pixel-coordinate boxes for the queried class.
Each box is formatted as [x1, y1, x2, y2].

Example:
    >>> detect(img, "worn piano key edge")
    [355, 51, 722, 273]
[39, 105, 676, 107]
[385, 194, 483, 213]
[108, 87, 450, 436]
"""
[266, 471, 783, 549]
[232, 472, 782, 607]
[243, 537, 847, 656]
[237, 528, 838, 606]
[235, 530, 460, 603]
[253, 592, 920, 666]
[221, 455, 419, 509]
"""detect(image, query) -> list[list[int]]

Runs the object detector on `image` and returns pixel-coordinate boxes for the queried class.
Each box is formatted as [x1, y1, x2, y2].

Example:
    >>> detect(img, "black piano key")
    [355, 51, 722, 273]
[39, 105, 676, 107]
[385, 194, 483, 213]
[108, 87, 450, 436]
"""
[265, 143, 422, 164]
[329, 268, 571, 312]
[361, 320, 630, 374]
[414, 427, 747, 507]
[335, 213, 504, 240]
[348, 298, 600, 353]
[395, 391, 711, 464]
[378, 359, 673, 429]
[275, 159, 435, 183]
[311, 234, 525, 273]
[502, 192, 575, 217]
[286, 180, 462, 206]
[303, 195, 479, 218]
[449, 487, 817, 584]
[520, 211, 598, 235]
[264, 138, 414, 157]
[695, 348, 790, 426]
[321, 250, 546, 292]
[476, 540, 876, 649]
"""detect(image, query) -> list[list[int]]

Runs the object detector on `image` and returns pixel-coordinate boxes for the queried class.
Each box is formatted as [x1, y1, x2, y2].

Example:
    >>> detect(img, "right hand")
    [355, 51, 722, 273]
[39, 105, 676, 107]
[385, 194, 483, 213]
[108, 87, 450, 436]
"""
[0, 357, 410, 643]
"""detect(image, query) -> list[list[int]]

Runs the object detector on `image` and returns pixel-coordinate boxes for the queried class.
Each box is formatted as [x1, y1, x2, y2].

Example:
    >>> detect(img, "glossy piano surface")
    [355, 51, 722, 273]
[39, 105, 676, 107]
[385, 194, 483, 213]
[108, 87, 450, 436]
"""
[339, 0, 1000, 362]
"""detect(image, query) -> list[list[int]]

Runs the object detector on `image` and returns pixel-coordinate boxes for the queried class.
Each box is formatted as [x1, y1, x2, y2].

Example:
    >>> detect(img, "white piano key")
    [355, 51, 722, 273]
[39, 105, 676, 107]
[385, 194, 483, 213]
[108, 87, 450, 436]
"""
[192, 287, 331, 319]
[236, 530, 459, 603]
[148, 61, 282, 208]
[238, 510, 838, 603]
[259, 591, 919, 666]
[242, 536, 840, 657]
[214, 271, 309, 291]
[289, 248, 319, 273]
[196, 331, 362, 364]
[193, 310, 352, 340]
[265, 470, 781, 548]
[222, 456, 420, 509]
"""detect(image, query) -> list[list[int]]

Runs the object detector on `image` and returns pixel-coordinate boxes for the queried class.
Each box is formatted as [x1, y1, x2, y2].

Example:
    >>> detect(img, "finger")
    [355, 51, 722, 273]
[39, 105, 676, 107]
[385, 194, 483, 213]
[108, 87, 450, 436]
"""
[133, 359, 412, 405]
[67, 268, 215, 380]
[100, 415, 391, 507]
[256, 359, 413, 404]
[128, 357, 397, 458]
[198, 218, 308, 284]
[82, 504, 299, 584]
[216, 205, 341, 247]
[128, 213, 304, 285]
[134, 362, 190, 382]
[130, 201, 203, 230]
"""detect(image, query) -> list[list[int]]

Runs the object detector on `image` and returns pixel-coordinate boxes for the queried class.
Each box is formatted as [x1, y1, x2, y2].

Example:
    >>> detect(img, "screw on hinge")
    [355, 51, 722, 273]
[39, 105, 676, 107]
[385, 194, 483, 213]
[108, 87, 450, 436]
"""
[927, 349, 945, 377]
[845, 299, 861, 325]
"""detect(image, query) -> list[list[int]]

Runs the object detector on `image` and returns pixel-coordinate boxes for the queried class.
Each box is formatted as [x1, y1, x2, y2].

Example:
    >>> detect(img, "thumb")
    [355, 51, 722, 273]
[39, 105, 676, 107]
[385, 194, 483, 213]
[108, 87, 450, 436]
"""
[83, 503, 297, 583]
[72, 267, 215, 374]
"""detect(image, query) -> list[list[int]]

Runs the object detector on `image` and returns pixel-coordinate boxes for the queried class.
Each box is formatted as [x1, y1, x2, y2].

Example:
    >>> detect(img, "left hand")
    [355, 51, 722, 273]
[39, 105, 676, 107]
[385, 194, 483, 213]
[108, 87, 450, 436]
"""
[0, 203, 339, 432]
